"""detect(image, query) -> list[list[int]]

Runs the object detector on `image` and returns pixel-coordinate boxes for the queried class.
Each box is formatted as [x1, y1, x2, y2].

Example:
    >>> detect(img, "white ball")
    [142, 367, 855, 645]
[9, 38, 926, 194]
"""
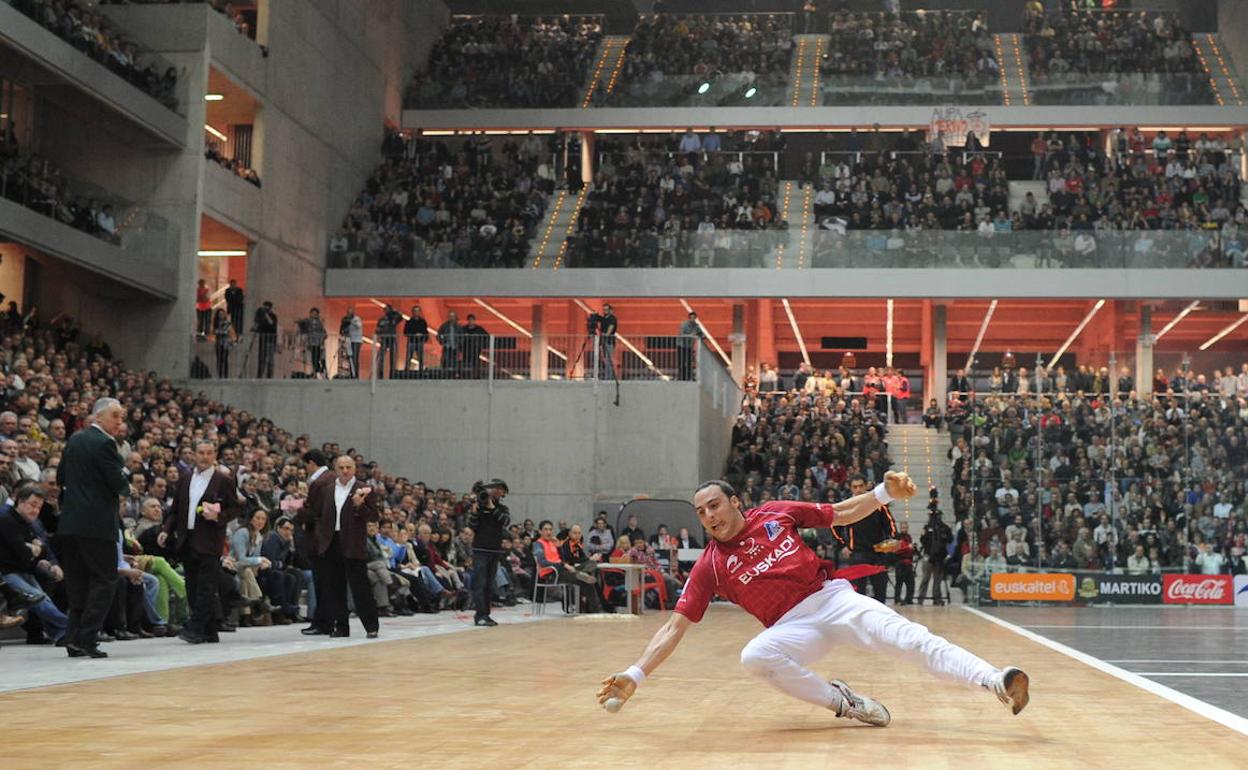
[604, 697, 624, 713]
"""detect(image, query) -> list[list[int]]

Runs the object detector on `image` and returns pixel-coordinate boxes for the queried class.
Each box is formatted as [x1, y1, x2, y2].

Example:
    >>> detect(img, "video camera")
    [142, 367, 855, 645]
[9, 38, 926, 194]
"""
[586, 312, 601, 335]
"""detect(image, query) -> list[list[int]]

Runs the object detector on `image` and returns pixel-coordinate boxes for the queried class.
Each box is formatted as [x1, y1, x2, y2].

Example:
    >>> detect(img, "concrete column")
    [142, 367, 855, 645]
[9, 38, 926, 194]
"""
[755, 299, 776, 375]
[731, 302, 746, 384]
[932, 304, 948, 410]
[580, 130, 595, 186]
[531, 303, 547, 381]
[1136, 304, 1154, 397]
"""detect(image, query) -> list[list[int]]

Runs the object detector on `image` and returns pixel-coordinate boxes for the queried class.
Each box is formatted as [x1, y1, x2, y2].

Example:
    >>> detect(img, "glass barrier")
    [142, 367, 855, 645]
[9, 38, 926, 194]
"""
[1027, 71, 1218, 106]
[1, 161, 179, 271]
[821, 73, 1004, 106]
[602, 72, 791, 108]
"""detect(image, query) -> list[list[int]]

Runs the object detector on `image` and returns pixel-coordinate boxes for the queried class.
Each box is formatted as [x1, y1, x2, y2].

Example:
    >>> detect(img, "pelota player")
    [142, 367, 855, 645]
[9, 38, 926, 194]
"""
[597, 471, 1029, 724]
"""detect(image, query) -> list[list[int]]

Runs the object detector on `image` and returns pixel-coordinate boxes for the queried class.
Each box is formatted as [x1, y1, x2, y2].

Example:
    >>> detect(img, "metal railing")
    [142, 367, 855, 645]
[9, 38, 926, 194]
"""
[188, 332, 706, 384]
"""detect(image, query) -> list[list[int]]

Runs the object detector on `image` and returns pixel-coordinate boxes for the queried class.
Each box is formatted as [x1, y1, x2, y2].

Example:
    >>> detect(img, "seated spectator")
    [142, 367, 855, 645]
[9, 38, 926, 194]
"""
[407, 16, 602, 108]
[0, 484, 68, 643]
[258, 516, 306, 623]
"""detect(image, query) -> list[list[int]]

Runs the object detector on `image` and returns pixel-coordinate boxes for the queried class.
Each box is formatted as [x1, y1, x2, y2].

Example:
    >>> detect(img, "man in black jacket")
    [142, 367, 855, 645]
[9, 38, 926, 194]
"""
[832, 475, 897, 602]
[469, 479, 510, 627]
[461, 314, 489, 379]
[56, 397, 129, 657]
[252, 301, 278, 378]
[224, 279, 245, 334]
[918, 505, 953, 606]
[437, 311, 462, 377]
[403, 305, 428, 372]
[0, 484, 69, 643]
[948, 369, 972, 403]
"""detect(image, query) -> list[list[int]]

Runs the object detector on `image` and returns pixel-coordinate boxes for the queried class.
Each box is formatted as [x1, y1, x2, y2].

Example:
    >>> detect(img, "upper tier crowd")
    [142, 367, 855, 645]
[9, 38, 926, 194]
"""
[566, 130, 789, 268]
[8, 0, 179, 110]
[329, 132, 554, 269]
[1024, 7, 1212, 104]
[821, 10, 998, 104]
[405, 15, 603, 109]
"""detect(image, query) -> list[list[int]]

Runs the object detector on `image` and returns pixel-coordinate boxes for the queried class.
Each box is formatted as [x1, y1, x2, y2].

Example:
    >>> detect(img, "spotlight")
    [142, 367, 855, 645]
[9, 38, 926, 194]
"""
[744, 87, 757, 99]
[697, 82, 710, 94]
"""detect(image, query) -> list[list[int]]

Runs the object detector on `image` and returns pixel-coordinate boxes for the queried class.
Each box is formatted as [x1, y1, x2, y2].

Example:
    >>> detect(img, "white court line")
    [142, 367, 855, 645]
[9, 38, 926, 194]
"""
[1024, 624, 1245, 631]
[1138, 668, 1248, 673]
[1106, 660, 1248, 665]
[964, 607, 1248, 737]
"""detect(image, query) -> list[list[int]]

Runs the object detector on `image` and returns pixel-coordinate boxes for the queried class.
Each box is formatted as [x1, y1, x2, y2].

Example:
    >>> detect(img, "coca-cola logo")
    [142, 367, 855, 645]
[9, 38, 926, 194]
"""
[1162, 575, 1233, 605]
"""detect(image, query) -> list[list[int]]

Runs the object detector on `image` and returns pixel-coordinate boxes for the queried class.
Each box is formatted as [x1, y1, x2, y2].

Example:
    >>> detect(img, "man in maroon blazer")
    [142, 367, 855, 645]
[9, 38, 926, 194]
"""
[159, 440, 241, 644]
[312, 455, 381, 638]
[297, 449, 335, 636]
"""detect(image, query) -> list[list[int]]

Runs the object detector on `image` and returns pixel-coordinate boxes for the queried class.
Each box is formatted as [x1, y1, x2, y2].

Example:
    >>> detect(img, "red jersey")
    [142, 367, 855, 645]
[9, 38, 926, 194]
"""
[674, 501, 838, 628]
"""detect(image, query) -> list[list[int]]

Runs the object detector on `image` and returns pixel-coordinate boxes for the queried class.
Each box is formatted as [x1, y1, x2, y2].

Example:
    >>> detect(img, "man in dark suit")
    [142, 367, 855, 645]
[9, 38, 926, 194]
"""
[224, 279, 245, 334]
[56, 397, 129, 658]
[297, 449, 334, 635]
[310, 455, 380, 638]
[159, 440, 240, 644]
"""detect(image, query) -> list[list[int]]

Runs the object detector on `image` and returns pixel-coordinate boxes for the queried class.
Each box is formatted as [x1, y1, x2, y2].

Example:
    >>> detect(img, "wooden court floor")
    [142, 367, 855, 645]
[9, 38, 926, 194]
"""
[2, 606, 1246, 769]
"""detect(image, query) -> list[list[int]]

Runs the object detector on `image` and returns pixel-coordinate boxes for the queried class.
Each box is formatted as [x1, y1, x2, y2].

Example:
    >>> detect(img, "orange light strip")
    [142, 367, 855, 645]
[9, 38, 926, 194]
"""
[1206, 35, 1244, 106]
[581, 40, 614, 108]
[1012, 34, 1030, 105]
[790, 38, 808, 108]
[797, 185, 812, 269]
[774, 181, 792, 270]
[994, 35, 1012, 106]
[1195, 37, 1226, 106]
[602, 39, 628, 98]
[808, 37, 823, 107]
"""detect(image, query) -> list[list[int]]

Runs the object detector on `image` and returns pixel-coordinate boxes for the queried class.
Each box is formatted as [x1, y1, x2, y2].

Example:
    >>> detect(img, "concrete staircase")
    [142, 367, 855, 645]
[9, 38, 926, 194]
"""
[788, 35, 828, 108]
[529, 188, 587, 269]
[579, 35, 630, 107]
[888, 423, 954, 527]
[1193, 34, 1246, 107]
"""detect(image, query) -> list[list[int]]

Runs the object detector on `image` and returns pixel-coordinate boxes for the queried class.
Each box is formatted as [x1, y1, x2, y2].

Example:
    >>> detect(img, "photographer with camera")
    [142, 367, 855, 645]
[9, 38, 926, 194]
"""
[469, 479, 511, 627]
[597, 304, 617, 380]
[375, 304, 402, 379]
[918, 492, 953, 606]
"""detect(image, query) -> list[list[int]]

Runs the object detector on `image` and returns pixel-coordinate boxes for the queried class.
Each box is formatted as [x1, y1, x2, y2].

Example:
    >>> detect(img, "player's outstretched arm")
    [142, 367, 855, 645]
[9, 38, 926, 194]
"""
[597, 611, 692, 711]
[833, 470, 918, 527]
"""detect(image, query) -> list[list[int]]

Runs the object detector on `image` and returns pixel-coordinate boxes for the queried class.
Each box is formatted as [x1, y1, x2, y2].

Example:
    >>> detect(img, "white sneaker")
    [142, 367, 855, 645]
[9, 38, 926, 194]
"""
[988, 666, 1030, 715]
[828, 679, 891, 727]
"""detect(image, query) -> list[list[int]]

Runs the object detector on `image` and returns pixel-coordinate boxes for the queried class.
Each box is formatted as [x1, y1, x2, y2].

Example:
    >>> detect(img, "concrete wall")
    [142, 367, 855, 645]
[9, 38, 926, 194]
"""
[35, 0, 447, 376]
[1218, 0, 1248, 89]
[189, 379, 705, 523]
[697, 346, 742, 486]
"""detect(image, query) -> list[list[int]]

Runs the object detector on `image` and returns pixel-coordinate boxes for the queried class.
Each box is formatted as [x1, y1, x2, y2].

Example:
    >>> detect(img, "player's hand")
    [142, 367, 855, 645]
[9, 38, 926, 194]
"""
[596, 672, 638, 709]
[883, 471, 917, 500]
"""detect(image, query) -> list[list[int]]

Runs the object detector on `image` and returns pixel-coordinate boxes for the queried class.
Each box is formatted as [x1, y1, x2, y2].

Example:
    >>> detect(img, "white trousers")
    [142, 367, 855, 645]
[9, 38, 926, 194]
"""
[739, 580, 998, 709]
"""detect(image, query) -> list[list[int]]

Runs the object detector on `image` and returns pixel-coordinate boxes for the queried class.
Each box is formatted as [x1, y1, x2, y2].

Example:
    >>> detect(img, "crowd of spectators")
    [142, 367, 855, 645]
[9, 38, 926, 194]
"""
[607, 14, 793, 106]
[405, 15, 602, 109]
[1, 151, 125, 245]
[205, 143, 261, 188]
[565, 129, 789, 267]
[936, 361, 1248, 588]
[0, 304, 644, 643]
[821, 10, 998, 105]
[1025, 9, 1212, 104]
[7, 0, 180, 110]
[330, 132, 552, 269]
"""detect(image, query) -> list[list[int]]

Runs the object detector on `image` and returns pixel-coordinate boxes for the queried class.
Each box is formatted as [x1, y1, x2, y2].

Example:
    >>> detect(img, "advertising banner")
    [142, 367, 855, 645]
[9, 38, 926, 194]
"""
[989, 573, 1075, 602]
[1162, 574, 1233, 605]
[1074, 574, 1162, 605]
[1234, 575, 1248, 607]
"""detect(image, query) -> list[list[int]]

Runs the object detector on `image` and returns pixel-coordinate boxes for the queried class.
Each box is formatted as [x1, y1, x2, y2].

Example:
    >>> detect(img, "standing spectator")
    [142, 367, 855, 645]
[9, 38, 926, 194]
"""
[56, 397, 129, 658]
[302, 308, 327, 378]
[224, 279, 245, 335]
[677, 312, 702, 381]
[893, 521, 915, 606]
[403, 305, 428, 372]
[437, 311, 462, 376]
[460, 314, 489, 379]
[252, 301, 277, 378]
[212, 308, 232, 379]
[160, 440, 240, 644]
[195, 280, 212, 337]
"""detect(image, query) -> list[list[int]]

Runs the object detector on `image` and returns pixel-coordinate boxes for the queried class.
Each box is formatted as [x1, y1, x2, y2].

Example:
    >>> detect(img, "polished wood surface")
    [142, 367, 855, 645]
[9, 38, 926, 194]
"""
[2, 606, 1246, 769]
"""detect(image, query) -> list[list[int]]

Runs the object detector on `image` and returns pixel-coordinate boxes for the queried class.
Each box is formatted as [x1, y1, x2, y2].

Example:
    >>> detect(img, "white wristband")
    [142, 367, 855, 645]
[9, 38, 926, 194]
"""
[624, 665, 647, 686]
[873, 482, 894, 506]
